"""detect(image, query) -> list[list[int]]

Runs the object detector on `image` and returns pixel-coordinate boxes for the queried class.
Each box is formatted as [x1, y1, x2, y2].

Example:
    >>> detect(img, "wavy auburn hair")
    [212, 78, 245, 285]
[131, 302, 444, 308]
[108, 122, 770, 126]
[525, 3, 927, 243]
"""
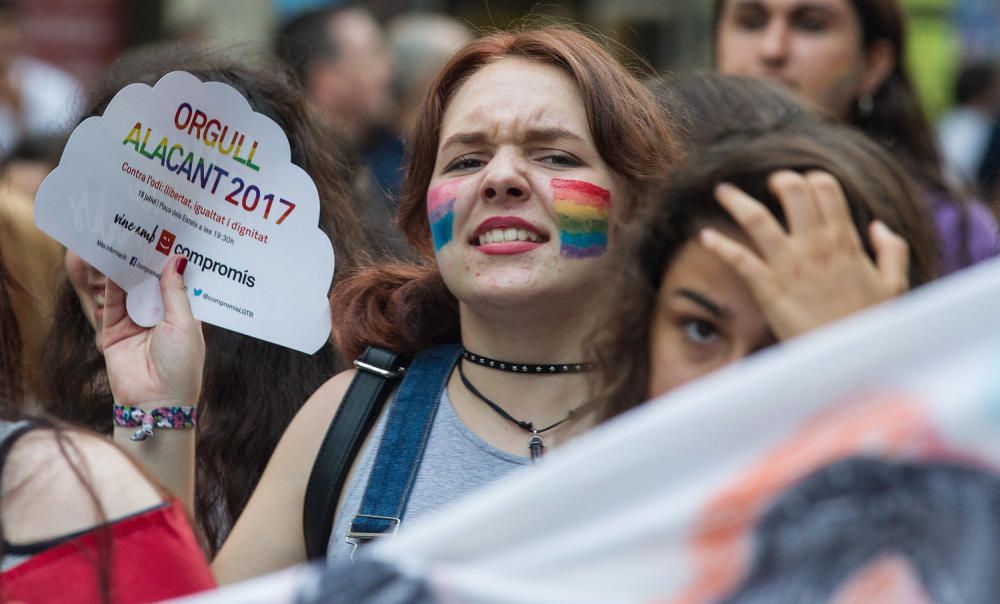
[333, 24, 679, 359]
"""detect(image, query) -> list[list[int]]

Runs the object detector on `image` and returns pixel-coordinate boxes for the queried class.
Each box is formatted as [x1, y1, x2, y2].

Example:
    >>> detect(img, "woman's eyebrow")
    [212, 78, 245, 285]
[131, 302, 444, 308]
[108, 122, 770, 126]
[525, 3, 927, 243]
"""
[522, 127, 584, 144]
[441, 127, 583, 151]
[673, 288, 730, 319]
[440, 131, 488, 153]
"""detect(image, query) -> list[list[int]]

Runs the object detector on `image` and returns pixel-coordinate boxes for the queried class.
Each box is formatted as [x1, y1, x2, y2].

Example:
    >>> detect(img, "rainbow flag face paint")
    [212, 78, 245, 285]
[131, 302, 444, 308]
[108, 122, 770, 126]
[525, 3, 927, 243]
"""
[552, 178, 611, 258]
[427, 180, 461, 252]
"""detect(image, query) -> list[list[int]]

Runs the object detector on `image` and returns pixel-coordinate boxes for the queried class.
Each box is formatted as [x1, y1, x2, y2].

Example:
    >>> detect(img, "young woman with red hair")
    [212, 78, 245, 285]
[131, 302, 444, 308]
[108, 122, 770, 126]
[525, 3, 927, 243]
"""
[104, 25, 678, 583]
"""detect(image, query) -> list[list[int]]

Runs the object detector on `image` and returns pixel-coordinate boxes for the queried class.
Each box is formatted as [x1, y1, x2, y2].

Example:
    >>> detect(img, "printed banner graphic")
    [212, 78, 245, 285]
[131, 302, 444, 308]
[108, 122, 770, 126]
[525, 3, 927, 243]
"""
[35, 71, 334, 353]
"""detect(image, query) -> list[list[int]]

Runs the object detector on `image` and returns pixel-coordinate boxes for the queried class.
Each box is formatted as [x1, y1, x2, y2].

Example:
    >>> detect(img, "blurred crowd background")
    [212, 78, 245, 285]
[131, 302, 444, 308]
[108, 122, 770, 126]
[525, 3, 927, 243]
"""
[10, 1, 1000, 107]
[3, 0, 1000, 205]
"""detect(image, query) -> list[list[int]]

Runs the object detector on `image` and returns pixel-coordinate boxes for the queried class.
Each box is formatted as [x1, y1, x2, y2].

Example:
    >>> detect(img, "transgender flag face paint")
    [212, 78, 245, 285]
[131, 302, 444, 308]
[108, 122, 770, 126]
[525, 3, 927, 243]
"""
[552, 178, 612, 258]
[427, 180, 462, 253]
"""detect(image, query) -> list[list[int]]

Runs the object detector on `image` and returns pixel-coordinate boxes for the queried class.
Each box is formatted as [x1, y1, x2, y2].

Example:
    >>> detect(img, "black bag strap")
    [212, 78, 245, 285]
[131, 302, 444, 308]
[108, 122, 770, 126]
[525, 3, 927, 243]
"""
[303, 346, 407, 560]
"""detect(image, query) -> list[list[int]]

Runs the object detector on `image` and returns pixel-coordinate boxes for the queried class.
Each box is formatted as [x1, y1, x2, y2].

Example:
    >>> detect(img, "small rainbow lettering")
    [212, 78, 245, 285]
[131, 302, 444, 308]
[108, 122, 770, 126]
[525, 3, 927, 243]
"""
[427, 181, 461, 252]
[552, 178, 611, 258]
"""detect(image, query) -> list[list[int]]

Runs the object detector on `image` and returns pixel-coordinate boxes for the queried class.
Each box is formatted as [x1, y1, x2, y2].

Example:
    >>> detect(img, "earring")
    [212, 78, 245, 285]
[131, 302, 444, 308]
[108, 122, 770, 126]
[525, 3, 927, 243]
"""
[857, 93, 874, 117]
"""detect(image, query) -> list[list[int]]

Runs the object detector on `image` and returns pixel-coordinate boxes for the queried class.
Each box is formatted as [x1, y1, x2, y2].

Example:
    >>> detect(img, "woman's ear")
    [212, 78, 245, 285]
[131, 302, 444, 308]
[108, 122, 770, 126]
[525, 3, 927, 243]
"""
[860, 39, 896, 97]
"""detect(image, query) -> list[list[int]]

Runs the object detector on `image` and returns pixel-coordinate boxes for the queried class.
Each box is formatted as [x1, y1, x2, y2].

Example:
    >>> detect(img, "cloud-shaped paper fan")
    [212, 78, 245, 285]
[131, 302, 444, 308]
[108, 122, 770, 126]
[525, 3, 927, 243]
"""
[36, 70, 335, 353]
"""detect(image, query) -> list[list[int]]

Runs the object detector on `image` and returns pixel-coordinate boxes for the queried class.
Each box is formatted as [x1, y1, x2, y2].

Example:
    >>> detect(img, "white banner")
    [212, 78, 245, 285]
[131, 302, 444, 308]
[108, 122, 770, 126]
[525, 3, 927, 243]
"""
[182, 256, 1000, 603]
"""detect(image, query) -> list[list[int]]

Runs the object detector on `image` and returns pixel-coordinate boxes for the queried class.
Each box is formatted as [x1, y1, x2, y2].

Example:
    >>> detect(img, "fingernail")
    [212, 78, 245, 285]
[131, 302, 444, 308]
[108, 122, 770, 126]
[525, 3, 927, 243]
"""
[700, 228, 718, 244]
[715, 183, 735, 196]
[177, 256, 188, 275]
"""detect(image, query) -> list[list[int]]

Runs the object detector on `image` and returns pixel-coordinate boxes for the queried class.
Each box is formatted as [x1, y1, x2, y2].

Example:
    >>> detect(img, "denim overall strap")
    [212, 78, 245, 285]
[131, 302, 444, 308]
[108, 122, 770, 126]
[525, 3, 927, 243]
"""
[347, 343, 461, 546]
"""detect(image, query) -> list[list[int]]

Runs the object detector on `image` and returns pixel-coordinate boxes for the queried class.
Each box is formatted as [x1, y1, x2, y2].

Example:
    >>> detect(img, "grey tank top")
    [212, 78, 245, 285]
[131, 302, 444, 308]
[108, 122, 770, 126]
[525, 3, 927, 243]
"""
[326, 388, 529, 563]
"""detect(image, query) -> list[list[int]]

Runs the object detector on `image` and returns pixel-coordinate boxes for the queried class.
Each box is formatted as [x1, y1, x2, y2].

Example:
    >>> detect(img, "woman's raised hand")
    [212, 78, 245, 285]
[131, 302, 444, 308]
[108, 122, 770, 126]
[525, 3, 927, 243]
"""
[700, 170, 910, 341]
[102, 255, 205, 407]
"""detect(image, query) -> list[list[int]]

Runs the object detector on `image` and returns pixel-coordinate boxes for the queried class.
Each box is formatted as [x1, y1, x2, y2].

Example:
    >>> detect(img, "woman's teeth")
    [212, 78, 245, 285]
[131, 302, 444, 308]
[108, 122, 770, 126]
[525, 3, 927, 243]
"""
[477, 228, 541, 245]
[95, 293, 106, 306]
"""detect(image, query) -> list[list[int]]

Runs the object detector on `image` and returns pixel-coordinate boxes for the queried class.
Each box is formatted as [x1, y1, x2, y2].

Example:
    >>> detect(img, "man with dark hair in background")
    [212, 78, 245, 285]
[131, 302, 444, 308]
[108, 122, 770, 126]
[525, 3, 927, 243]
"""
[274, 5, 401, 202]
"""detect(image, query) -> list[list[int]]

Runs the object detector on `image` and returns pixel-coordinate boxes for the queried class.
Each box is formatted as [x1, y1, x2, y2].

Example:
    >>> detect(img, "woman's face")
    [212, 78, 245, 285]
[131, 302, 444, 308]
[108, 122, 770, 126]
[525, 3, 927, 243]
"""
[65, 250, 108, 350]
[647, 230, 776, 398]
[715, 0, 876, 119]
[427, 57, 624, 311]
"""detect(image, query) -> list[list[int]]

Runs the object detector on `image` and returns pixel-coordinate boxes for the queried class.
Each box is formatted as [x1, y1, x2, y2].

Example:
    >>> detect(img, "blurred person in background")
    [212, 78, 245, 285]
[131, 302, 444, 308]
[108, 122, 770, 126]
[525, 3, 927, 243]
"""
[0, 136, 62, 406]
[713, 0, 999, 275]
[275, 4, 412, 258]
[0, 134, 62, 200]
[387, 13, 472, 137]
[0, 0, 79, 161]
[938, 60, 1000, 191]
[974, 75, 1000, 207]
[274, 5, 398, 196]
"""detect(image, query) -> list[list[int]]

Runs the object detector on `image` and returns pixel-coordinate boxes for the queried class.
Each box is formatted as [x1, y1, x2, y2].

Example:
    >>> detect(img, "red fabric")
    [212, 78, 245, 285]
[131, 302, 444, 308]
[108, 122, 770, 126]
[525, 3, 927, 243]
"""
[0, 498, 215, 603]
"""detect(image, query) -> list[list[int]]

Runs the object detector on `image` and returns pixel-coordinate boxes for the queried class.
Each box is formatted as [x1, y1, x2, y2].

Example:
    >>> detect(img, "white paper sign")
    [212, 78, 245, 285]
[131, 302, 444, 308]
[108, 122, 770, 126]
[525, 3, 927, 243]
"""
[35, 71, 334, 353]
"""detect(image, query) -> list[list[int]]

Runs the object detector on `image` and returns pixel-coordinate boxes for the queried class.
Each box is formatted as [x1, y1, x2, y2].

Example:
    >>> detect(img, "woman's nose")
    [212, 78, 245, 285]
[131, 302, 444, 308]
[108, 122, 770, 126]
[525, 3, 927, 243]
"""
[480, 151, 530, 204]
[483, 183, 525, 200]
[759, 21, 791, 67]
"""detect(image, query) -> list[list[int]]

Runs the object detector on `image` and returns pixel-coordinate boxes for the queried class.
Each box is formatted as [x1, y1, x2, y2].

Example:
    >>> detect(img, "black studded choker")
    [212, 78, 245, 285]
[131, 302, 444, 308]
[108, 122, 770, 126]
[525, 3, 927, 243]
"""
[461, 348, 594, 374]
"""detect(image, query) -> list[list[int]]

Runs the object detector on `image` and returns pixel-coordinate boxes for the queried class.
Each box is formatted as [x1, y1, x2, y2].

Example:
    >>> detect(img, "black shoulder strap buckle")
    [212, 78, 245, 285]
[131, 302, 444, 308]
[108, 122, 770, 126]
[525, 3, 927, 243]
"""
[303, 346, 406, 560]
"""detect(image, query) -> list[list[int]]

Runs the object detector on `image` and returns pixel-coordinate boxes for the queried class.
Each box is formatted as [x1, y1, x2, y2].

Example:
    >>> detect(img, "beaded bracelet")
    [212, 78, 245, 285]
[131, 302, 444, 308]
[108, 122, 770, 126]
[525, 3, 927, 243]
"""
[114, 404, 197, 441]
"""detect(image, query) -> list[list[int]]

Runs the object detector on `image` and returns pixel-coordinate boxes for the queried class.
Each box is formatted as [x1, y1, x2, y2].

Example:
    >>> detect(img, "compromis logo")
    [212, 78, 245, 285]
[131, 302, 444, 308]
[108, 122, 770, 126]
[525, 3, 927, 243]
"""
[156, 229, 176, 255]
[173, 243, 256, 288]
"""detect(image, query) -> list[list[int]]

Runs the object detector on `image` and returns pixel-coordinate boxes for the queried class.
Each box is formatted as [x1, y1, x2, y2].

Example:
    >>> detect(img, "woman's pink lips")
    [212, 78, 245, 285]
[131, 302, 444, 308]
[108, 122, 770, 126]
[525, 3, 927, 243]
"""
[476, 241, 543, 255]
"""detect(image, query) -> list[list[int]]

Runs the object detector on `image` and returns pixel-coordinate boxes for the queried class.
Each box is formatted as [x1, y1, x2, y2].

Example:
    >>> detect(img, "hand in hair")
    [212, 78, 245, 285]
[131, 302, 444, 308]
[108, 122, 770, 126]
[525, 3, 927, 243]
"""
[700, 170, 910, 341]
[102, 255, 204, 408]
